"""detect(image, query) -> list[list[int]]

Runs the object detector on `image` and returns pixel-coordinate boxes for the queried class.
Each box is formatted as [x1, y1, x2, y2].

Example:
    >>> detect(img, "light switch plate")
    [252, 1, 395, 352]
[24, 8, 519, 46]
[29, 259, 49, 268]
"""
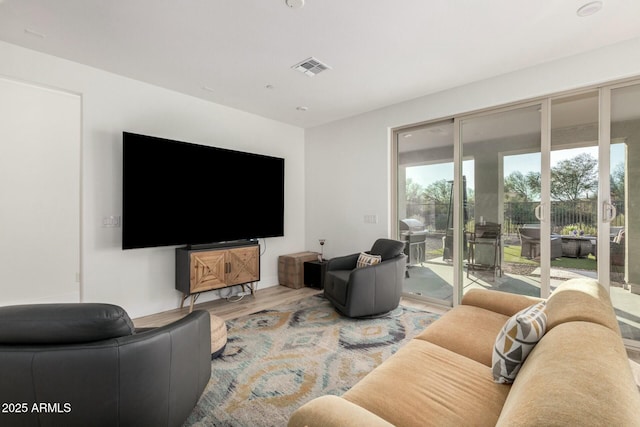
[364, 214, 378, 224]
[102, 215, 121, 228]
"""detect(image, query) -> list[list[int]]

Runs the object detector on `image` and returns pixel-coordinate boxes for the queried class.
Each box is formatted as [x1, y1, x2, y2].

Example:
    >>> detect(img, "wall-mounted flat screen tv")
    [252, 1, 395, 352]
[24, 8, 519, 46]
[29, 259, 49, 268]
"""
[122, 132, 285, 249]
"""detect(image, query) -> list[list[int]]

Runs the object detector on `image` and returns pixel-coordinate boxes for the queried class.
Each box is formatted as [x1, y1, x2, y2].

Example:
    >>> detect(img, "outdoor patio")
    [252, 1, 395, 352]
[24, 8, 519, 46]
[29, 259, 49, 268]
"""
[403, 235, 640, 342]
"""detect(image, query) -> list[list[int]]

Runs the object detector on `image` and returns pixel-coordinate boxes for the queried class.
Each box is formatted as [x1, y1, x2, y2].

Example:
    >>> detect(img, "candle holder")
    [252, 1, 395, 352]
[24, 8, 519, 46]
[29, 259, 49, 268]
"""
[318, 239, 326, 262]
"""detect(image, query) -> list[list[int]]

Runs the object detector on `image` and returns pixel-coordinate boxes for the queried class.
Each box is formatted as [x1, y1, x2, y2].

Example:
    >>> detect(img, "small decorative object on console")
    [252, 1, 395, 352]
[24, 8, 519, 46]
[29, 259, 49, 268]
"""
[318, 239, 326, 262]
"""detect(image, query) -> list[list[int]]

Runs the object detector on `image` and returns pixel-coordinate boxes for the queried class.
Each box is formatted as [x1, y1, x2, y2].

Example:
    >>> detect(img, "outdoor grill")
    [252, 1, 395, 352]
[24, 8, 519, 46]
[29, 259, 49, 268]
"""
[400, 218, 427, 265]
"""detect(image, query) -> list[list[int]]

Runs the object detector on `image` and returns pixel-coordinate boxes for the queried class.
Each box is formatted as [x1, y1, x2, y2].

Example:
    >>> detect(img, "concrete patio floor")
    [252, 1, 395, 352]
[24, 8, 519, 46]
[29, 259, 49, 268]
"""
[403, 258, 640, 342]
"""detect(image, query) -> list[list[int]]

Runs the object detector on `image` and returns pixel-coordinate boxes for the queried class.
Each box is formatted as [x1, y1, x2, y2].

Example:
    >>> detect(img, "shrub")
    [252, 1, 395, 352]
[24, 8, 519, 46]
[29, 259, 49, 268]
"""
[560, 223, 597, 236]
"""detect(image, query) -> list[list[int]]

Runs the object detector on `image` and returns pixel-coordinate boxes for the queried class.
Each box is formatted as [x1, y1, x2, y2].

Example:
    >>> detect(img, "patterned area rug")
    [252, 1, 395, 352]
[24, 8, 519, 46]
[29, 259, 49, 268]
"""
[184, 294, 440, 427]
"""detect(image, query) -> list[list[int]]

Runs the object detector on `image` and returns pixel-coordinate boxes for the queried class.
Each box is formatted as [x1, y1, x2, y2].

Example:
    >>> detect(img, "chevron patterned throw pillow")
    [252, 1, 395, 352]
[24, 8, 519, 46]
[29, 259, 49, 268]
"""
[492, 301, 547, 384]
[356, 252, 382, 268]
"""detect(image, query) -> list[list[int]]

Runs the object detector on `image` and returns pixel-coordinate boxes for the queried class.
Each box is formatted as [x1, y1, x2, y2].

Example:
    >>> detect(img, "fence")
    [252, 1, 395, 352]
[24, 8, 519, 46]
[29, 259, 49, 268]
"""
[405, 200, 625, 235]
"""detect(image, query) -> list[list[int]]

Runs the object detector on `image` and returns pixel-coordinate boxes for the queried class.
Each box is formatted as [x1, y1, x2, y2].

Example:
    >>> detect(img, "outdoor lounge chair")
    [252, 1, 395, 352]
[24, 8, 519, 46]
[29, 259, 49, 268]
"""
[519, 224, 562, 260]
[611, 229, 625, 266]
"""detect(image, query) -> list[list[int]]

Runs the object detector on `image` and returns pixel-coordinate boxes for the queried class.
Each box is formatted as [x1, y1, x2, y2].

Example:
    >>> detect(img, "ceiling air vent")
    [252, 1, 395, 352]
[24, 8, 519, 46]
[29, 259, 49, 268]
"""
[291, 57, 331, 77]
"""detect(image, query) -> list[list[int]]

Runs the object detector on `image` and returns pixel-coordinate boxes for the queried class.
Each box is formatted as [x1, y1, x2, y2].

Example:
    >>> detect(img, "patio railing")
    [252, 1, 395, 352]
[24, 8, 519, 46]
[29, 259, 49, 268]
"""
[405, 199, 625, 235]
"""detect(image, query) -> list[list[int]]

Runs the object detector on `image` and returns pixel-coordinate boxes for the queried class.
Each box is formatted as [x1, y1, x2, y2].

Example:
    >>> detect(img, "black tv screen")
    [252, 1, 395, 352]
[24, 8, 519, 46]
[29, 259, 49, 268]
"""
[122, 132, 285, 249]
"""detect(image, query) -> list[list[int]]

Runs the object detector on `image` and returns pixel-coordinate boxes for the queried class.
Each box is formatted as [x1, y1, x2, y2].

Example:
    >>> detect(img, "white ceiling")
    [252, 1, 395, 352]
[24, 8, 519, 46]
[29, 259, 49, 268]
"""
[1, 0, 639, 129]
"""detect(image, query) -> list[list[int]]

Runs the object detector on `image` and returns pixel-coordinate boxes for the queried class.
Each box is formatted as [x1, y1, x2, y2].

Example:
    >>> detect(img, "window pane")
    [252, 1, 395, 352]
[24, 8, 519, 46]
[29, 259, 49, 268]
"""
[611, 83, 640, 343]
[397, 120, 454, 305]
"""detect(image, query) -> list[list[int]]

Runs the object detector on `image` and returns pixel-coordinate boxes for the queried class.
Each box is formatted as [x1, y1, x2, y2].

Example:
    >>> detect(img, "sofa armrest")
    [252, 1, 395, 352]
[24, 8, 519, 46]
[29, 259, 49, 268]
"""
[116, 310, 212, 426]
[496, 322, 640, 426]
[288, 395, 394, 427]
[462, 289, 543, 317]
[348, 255, 404, 289]
[326, 253, 360, 271]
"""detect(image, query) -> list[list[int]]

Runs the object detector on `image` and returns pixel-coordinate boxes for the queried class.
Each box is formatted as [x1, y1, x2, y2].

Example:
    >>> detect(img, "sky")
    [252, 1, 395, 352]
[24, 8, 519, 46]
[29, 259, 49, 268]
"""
[407, 144, 625, 191]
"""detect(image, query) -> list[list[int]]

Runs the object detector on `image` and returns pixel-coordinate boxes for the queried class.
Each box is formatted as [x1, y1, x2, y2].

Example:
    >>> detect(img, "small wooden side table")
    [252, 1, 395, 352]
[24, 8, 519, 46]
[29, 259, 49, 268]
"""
[304, 260, 328, 289]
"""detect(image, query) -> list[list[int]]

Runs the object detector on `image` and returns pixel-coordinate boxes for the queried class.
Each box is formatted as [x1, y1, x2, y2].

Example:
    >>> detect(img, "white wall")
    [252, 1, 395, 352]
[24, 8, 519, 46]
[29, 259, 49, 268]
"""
[0, 41, 306, 318]
[305, 37, 640, 259]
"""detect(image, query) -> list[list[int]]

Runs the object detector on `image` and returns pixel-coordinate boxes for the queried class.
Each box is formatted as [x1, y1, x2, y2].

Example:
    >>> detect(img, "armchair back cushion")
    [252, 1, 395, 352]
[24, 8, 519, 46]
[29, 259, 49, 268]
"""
[370, 238, 406, 261]
[544, 278, 620, 333]
[0, 303, 135, 344]
[519, 226, 540, 240]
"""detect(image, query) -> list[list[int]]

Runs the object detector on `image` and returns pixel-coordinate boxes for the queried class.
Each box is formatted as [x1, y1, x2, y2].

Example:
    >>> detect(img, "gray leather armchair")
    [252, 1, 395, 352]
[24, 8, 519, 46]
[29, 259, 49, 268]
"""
[324, 238, 406, 318]
[0, 303, 211, 427]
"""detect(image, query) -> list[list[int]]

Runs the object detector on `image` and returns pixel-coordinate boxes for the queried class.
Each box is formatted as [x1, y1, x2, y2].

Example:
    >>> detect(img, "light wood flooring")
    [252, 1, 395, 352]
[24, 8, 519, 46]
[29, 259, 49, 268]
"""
[133, 285, 444, 328]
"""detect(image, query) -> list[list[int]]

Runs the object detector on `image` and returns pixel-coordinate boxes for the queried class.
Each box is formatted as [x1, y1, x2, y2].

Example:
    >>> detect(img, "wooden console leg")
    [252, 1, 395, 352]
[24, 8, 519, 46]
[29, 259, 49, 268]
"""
[187, 293, 200, 313]
[242, 282, 256, 296]
[180, 293, 197, 313]
[180, 294, 187, 309]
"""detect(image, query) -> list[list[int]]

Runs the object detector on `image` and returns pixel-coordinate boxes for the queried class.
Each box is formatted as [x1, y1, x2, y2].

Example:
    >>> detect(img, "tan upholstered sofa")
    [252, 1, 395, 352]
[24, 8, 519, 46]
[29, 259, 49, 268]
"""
[289, 278, 640, 427]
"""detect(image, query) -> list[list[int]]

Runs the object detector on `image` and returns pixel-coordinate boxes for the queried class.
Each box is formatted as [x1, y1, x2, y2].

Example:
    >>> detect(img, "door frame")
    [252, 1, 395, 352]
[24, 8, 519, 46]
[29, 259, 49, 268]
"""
[392, 76, 640, 309]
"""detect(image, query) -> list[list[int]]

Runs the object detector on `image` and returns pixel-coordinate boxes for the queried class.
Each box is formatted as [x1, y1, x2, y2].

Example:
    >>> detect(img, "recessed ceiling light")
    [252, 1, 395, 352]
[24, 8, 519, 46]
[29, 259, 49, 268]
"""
[285, 0, 304, 9]
[296, 106, 308, 111]
[577, 1, 603, 17]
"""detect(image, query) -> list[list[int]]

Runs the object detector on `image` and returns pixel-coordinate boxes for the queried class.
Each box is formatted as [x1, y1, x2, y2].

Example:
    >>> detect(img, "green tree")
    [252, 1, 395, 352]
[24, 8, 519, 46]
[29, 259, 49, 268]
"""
[610, 162, 625, 201]
[504, 171, 540, 201]
[422, 179, 451, 204]
[550, 153, 598, 201]
[405, 177, 424, 203]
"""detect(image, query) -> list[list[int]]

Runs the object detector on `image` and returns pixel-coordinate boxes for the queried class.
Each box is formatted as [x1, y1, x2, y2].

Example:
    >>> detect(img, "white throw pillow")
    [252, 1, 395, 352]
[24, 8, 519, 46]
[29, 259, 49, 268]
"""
[356, 252, 382, 268]
[492, 301, 547, 384]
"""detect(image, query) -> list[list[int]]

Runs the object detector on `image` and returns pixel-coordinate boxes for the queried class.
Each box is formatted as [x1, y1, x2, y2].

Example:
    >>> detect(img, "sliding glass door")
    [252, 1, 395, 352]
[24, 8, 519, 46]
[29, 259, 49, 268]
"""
[396, 120, 455, 306]
[547, 92, 599, 289]
[609, 82, 640, 345]
[394, 80, 640, 347]
[460, 104, 544, 298]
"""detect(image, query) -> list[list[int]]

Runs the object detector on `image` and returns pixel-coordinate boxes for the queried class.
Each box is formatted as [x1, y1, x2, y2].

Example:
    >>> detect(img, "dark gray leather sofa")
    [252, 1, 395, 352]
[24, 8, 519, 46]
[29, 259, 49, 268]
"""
[0, 303, 211, 427]
[324, 238, 406, 318]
